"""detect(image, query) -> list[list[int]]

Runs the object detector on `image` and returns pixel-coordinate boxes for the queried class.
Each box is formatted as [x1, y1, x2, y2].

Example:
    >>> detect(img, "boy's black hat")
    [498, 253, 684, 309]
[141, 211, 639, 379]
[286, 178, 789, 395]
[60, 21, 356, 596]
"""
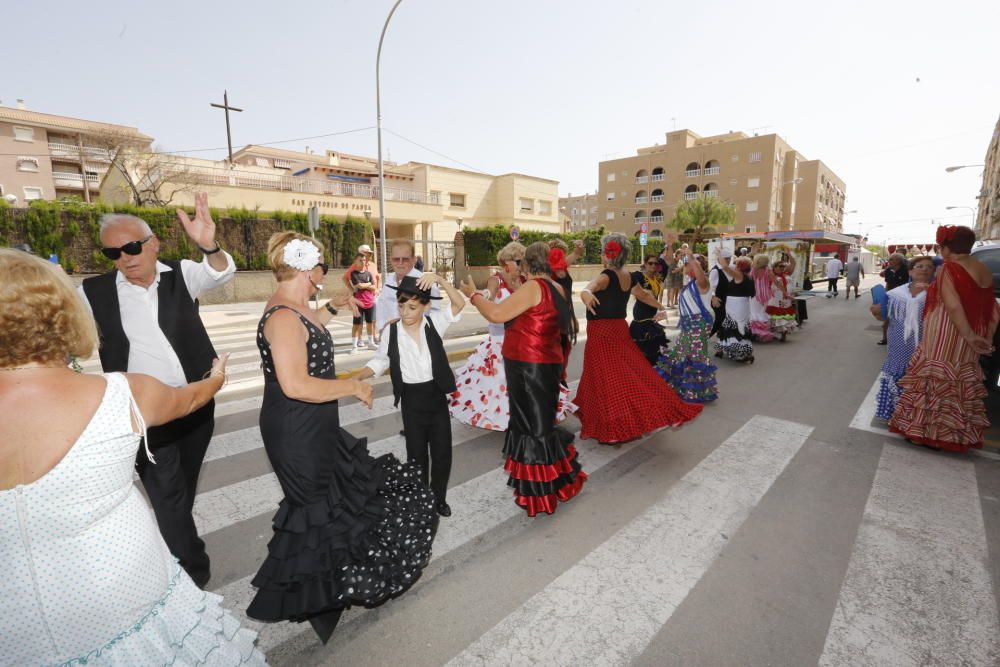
[387, 275, 442, 300]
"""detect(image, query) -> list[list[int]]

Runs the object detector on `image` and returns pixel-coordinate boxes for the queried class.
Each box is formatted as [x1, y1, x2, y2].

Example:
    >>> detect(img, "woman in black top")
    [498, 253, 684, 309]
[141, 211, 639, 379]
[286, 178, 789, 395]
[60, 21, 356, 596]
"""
[574, 233, 702, 444]
[630, 254, 669, 364]
[879, 254, 910, 344]
[548, 238, 585, 342]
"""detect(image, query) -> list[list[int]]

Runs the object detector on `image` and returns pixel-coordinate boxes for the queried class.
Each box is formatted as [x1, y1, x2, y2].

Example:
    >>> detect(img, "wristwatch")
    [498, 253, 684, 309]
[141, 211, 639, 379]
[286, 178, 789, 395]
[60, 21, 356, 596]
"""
[325, 302, 338, 316]
[198, 243, 222, 255]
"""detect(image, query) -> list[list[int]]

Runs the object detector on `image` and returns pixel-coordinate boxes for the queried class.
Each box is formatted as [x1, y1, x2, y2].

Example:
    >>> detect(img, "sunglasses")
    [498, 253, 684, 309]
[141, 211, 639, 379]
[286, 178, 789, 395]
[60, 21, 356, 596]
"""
[645, 261, 658, 266]
[391, 256, 413, 263]
[101, 235, 153, 260]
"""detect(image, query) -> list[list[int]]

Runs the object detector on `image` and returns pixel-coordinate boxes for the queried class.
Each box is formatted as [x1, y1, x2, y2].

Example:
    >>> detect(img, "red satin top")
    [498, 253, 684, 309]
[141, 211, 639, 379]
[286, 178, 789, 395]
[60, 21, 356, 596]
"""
[502, 279, 564, 364]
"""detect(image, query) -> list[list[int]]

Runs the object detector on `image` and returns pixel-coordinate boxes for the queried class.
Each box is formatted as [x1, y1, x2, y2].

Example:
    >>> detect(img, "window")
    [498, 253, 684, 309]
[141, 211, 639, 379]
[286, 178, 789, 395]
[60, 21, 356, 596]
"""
[571, 207, 578, 216]
[745, 225, 755, 233]
[747, 177, 760, 188]
[748, 152, 762, 163]
[254, 157, 271, 167]
[13, 126, 34, 142]
[538, 200, 551, 215]
[590, 206, 597, 214]
[449, 192, 466, 208]
[17, 157, 39, 172]
[606, 192, 615, 201]
[606, 172, 616, 182]
[519, 197, 533, 212]
[23, 186, 43, 200]
[605, 211, 615, 221]
[745, 200, 759, 212]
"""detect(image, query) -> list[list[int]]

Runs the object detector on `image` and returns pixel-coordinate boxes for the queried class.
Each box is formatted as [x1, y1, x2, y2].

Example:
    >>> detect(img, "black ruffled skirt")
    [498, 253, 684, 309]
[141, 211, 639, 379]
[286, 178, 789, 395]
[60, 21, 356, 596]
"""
[248, 396, 438, 623]
[629, 318, 669, 365]
[502, 358, 587, 517]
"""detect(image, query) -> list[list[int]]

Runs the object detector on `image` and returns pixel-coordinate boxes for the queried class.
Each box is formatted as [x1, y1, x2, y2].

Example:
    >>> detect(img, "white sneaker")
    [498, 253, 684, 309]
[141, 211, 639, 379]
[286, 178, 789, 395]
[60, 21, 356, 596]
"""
[367, 340, 378, 350]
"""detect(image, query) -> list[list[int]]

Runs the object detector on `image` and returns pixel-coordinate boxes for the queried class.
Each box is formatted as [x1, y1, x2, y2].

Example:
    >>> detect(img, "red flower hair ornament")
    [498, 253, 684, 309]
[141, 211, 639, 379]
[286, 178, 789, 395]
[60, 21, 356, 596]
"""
[604, 240, 622, 259]
[548, 247, 568, 272]
[936, 225, 957, 246]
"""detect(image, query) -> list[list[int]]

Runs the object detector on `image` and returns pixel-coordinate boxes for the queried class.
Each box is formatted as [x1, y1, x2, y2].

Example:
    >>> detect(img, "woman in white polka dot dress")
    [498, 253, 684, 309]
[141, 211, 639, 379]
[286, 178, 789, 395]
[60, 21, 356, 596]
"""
[0, 249, 267, 665]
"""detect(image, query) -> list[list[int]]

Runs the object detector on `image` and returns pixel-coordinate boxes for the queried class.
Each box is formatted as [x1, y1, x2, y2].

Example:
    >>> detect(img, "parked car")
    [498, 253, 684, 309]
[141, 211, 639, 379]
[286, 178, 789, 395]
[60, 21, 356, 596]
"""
[971, 242, 1000, 390]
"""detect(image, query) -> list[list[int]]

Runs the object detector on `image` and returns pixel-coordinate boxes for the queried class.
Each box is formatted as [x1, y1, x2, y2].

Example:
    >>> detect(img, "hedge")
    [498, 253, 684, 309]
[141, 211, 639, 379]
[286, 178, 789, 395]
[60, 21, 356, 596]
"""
[461, 225, 672, 266]
[0, 200, 374, 274]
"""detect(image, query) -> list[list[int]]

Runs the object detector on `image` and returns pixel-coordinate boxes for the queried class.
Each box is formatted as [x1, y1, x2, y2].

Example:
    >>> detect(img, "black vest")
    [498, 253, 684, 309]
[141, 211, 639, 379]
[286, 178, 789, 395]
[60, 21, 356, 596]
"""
[387, 317, 456, 407]
[81, 260, 216, 383]
[712, 265, 729, 300]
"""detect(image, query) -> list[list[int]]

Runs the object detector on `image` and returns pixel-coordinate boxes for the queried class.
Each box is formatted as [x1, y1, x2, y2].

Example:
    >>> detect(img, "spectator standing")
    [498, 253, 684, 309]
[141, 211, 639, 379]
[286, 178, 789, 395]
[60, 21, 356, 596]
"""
[374, 240, 440, 335]
[844, 256, 865, 299]
[825, 255, 844, 296]
[878, 253, 910, 344]
[348, 253, 378, 351]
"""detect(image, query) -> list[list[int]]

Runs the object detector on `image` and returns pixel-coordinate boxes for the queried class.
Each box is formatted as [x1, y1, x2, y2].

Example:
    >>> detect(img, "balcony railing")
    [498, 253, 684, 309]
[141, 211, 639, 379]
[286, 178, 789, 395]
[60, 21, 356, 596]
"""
[634, 216, 648, 224]
[48, 142, 112, 162]
[685, 169, 700, 177]
[52, 172, 100, 188]
[704, 166, 720, 175]
[683, 191, 698, 200]
[161, 165, 440, 204]
[635, 196, 648, 204]
[649, 215, 664, 223]
[650, 195, 664, 202]
[635, 175, 649, 183]
[651, 173, 664, 182]
[704, 189, 720, 198]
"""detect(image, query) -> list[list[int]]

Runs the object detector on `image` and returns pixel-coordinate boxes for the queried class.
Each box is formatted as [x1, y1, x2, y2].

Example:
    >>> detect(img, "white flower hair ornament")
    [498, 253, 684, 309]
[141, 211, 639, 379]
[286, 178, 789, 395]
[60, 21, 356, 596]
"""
[283, 239, 321, 272]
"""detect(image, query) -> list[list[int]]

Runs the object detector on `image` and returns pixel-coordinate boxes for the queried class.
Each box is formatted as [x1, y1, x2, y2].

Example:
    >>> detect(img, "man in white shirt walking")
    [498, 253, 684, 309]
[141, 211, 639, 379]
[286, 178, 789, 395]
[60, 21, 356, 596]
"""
[825, 256, 844, 297]
[78, 193, 235, 588]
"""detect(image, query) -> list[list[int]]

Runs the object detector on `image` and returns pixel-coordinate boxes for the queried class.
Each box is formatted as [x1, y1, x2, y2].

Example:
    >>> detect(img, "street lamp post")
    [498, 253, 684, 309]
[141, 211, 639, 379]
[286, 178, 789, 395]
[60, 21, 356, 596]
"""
[376, 0, 405, 280]
[945, 164, 985, 173]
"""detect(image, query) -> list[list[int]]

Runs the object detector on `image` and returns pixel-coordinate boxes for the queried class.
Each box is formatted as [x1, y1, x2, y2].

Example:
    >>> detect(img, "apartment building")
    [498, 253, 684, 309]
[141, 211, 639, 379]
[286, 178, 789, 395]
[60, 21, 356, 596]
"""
[559, 192, 599, 230]
[976, 114, 1000, 240]
[597, 129, 846, 238]
[0, 102, 152, 204]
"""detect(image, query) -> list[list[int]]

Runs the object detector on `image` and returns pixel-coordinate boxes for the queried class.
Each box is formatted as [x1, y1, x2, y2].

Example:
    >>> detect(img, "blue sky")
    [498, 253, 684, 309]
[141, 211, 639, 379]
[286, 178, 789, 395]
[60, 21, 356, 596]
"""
[5, 0, 999, 243]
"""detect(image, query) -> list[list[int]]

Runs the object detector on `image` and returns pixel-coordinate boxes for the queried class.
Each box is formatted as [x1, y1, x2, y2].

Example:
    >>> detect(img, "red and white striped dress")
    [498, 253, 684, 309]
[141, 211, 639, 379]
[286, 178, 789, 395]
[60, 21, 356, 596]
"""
[889, 261, 1000, 452]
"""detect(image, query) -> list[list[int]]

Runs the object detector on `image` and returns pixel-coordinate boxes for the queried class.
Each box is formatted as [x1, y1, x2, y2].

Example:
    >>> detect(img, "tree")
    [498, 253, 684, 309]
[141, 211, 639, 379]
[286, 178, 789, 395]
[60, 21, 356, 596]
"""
[667, 194, 736, 246]
[90, 128, 199, 207]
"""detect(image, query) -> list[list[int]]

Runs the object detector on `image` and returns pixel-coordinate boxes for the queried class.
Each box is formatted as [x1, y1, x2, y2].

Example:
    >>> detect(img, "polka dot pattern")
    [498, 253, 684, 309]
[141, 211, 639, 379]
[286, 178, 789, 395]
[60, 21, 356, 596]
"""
[0, 373, 265, 665]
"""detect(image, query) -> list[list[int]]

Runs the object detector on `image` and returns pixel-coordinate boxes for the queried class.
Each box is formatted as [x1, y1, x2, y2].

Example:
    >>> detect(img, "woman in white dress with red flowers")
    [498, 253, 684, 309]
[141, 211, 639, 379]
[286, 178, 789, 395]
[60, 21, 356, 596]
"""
[450, 242, 575, 431]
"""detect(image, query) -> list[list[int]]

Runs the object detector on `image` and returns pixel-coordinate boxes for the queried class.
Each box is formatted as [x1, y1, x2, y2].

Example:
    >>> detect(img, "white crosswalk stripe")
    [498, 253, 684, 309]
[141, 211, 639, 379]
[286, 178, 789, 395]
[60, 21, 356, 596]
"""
[819, 444, 1000, 666]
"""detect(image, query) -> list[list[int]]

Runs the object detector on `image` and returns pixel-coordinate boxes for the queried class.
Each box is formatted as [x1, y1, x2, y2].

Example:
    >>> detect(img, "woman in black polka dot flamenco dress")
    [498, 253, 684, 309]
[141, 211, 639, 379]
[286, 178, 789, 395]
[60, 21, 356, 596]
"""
[246, 232, 438, 644]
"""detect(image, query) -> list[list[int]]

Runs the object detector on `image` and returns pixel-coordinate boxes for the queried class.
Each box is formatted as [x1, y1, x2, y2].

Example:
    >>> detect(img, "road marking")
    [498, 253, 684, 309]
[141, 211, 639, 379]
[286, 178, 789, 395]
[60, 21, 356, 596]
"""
[212, 428, 636, 654]
[447, 415, 813, 667]
[848, 376, 902, 440]
[819, 444, 1000, 666]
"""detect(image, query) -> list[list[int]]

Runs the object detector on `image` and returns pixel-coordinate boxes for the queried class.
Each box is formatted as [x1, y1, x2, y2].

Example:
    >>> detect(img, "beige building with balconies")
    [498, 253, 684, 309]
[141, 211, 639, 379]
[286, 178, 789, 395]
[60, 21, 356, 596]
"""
[100, 144, 561, 264]
[0, 102, 152, 205]
[598, 129, 846, 239]
[559, 192, 599, 230]
[976, 114, 1000, 240]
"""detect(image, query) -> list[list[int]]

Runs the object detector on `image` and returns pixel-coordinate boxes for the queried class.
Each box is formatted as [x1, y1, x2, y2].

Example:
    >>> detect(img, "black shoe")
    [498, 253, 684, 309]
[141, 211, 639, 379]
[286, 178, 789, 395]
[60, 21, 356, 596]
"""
[435, 501, 452, 517]
[308, 608, 343, 645]
[190, 569, 211, 589]
[399, 430, 405, 437]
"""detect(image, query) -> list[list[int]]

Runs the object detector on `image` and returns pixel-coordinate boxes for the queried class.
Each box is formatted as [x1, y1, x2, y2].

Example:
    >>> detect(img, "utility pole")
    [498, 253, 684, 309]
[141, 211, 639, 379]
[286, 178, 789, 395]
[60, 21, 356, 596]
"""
[210, 90, 243, 167]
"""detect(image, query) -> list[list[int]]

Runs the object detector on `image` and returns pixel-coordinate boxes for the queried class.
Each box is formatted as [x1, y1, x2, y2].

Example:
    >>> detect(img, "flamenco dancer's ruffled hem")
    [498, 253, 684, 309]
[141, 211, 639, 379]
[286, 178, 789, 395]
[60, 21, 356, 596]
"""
[656, 360, 718, 403]
[247, 430, 438, 623]
[504, 427, 587, 517]
[514, 472, 588, 517]
[750, 320, 773, 342]
[59, 563, 265, 667]
[888, 357, 990, 454]
[874, 371, 902, 421]
[768, 315, 798, 335]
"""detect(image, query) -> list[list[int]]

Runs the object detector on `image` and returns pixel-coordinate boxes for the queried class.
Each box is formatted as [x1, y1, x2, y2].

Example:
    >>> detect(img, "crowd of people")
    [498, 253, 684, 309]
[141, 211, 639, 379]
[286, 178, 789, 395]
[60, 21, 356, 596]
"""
[3, 189, 997, 662]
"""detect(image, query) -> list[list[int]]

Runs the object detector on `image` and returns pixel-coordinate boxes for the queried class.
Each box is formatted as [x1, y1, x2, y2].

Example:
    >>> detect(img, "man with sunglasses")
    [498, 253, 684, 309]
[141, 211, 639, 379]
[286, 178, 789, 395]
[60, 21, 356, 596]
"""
[78, 192, 234, 588]
[374, 239, 440, 335]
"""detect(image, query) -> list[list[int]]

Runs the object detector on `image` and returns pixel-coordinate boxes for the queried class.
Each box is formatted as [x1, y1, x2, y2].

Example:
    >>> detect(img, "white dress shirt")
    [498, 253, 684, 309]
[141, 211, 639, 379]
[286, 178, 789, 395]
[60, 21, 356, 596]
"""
[826, 258, 844, 279]
[78, 254, 236, 387]
[366, 305, 458, 382]
[709, 265, 721, 296]
[374, 268, 441, 333]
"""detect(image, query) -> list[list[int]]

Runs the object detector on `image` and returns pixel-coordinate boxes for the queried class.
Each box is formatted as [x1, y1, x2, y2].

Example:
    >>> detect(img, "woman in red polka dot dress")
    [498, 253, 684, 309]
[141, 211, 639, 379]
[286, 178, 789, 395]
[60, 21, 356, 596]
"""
[575, 234, 703, 444]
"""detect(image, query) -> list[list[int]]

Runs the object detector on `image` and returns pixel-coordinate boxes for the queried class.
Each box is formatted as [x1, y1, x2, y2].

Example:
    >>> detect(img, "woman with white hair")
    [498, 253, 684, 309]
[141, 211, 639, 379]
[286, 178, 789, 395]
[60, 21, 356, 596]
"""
[450, 242, 575, 431]
[576, 233, 703, 444]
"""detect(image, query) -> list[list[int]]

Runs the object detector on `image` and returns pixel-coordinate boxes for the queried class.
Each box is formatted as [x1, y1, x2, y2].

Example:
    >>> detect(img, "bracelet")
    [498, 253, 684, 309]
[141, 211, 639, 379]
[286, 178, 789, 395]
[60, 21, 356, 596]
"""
[581, 288, 593, 297]
[325, 302, 338, 316]
[198, 243, 222, 255]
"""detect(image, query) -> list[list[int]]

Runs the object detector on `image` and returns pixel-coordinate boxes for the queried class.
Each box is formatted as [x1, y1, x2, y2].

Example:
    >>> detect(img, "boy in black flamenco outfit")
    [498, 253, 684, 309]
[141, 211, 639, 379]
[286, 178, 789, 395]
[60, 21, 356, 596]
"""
[357, 272, 466, 516]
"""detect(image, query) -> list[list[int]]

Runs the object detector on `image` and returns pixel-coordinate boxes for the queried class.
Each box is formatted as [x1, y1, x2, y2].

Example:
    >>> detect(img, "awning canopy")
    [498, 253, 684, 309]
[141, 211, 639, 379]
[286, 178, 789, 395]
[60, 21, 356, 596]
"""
[719, 229, 858, 244]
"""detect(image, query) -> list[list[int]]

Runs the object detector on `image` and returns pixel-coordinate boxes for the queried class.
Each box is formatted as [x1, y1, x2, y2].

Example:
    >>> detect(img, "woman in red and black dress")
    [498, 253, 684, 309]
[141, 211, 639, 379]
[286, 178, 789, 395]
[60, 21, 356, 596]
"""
[575, 233, 703, 444]
[460, 241, 586, 517]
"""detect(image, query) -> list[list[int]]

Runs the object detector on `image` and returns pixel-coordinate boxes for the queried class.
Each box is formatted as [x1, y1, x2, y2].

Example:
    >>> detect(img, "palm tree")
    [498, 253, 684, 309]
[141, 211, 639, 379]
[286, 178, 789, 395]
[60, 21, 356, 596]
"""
[667, 194, 736, 246]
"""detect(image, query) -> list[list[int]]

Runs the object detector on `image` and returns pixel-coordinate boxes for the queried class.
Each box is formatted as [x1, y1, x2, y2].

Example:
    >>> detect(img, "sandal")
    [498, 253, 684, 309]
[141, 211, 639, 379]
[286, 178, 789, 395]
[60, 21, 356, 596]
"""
[876, 340, 887, 346]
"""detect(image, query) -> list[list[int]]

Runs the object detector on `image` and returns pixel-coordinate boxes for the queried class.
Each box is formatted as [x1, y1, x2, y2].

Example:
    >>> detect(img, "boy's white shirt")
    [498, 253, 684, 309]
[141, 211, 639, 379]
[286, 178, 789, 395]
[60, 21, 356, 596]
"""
[365, 305, 459, 382]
